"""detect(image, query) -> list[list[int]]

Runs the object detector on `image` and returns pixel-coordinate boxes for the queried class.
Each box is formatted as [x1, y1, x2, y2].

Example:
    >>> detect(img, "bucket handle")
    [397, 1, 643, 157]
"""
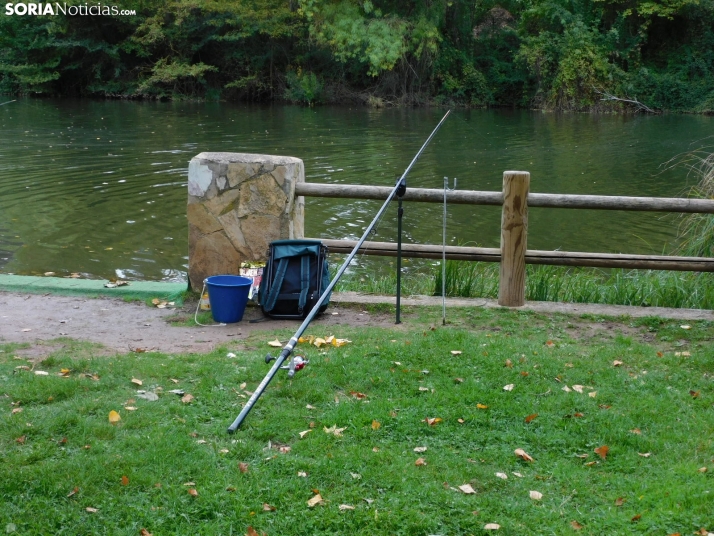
[194, 279, 227, 327]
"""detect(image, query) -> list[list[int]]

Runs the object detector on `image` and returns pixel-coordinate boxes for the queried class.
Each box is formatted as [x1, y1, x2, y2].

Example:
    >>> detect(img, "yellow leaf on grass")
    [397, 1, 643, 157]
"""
[139, 529, 153, 536]
[514, 448, 534, 462]
[371, 420, 381, 430]
[188, 488, 198, 497]
[570, 520, 583, 530]
[332, 338, 351, 347]
[262, 503, 276, 511]
[572, 385, 584, 393]
[307, 493, 324, 507]
[423, 417, 442, 426]
[450, 350, 462, 355]
[324, 425, 346, 437]
[484, 523, 500, 530]
[313, 338, 327, 348]
[131, 378, 143, 386]
[268, 339, 282, 347]
[477, 403, 489, 409]
[613, 360, 624, 367]
[108, 410, 121, 424]
[121, 475, 129, 486]
[415, 457, 427, 466]
[338, 504, 355, 510]
[524, 413, 538, 423]
[299, 430, 312, 438]
[495, 472, 508, 480]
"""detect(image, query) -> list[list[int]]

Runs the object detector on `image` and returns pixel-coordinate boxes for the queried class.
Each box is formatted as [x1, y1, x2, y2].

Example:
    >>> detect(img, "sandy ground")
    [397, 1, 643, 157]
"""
[2, 290, 712, 357]
[0, 291, 397, 356]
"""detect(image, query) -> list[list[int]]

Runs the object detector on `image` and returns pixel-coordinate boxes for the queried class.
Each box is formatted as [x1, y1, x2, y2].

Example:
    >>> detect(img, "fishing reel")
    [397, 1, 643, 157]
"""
[265, 353, 308, 378]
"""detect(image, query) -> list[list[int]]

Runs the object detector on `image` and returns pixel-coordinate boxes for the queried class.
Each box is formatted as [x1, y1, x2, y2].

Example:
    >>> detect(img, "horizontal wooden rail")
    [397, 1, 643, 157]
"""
[295, 182, 714, 214]
[311, 239, 714, 272]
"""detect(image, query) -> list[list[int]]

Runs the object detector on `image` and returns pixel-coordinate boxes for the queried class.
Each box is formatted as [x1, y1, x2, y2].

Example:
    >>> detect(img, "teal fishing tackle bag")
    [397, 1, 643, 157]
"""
[259, 240, 331, 319]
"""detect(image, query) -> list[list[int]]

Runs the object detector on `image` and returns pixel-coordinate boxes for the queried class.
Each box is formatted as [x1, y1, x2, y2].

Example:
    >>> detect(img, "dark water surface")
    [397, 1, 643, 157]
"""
[1, 98, 712, 281]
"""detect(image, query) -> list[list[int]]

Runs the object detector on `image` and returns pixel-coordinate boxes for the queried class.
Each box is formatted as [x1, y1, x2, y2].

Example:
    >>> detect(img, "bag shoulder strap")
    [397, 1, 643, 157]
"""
[298, 254, 310, 313]
[262, 258, 289, 312]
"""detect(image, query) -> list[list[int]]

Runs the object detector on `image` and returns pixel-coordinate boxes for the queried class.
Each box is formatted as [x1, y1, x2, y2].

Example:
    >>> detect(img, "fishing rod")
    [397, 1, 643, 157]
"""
[0, 100, 17, 106]
[227, 109, 452, 433]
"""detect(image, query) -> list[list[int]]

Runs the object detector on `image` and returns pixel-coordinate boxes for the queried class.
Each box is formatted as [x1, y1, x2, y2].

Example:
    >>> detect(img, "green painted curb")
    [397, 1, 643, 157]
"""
[0, 275, 187, 303]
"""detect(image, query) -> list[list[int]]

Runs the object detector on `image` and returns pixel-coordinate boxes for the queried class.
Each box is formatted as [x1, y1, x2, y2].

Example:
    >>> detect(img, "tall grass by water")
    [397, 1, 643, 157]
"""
[335, 152, 714, 310]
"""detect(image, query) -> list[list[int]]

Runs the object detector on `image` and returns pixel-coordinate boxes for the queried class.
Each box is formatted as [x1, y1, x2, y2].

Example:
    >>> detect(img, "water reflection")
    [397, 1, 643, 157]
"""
[0, 99, 711, 281]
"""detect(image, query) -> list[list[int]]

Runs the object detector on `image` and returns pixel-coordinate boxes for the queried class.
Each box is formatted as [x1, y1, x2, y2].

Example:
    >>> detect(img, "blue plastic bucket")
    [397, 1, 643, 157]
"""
[205, 275, 252, 323]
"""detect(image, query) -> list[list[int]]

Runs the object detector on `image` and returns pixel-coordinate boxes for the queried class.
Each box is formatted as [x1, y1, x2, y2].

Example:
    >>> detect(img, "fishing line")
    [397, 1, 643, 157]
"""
[442, 176, 457, 325]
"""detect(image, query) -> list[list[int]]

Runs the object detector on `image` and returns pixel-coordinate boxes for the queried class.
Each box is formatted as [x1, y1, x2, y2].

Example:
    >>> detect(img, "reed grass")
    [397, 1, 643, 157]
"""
[335, 152, 714, 310]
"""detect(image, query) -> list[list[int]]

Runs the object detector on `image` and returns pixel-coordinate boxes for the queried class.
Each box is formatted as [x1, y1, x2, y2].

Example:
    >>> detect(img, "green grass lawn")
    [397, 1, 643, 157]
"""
[1, 306, 713, 535]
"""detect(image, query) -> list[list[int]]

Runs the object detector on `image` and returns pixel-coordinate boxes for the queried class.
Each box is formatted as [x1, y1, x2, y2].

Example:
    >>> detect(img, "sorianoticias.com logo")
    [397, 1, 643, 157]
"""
[4, 3, 136, 15]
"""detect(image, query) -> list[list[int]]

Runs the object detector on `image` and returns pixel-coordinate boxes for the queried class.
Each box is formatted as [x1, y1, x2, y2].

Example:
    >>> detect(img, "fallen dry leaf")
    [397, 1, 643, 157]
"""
[239, 462, 249, 473]
[324, 424, 346, 437]
[613, 360, 624, 367]
[131, 378, 143, 386]
[121, 475, 129, 486]
[450, 350, 462, 355]
[484, 523, 500, 530]
[454, 377, 464, 383]
[67, 486, 79, 498]
[495, 472, 508, 480]
[698, 467, 708, 473]
[562, 385, 572, 392]
[299, 430, 312, 439]
[524, 413, 538, 423]
[34, 370, 49, 376]
[690, 390, 700, 399]
[588, 391, 597, 398]
[307, 493, 324, 507]
[139, 530, 153, 536]
[267, 339, 282, 347]
[306, 404, 316, 410]
[615, 497, 625, 506]
[570, 520, 583, 530]
[459, 484, 476, 494]
[514, 448, 534, 462]
[338, 504, 355, 511]
[262, 503, 276, 511]
[414, 446, 428, 453]
[680, 324, 691, 330]
[418, 386, 430, 392]
[245, 527, 260, 536]
[181, 393, 195, 404]
[371, 420, 381, 430]
[423, 417, 443, 426]
[350, 391, 367, 399]
[584, 461, 599, 467]
[85, 507, 98, 513]
[313, 337, 327, 348]
[188, 488, 198, 497]
[529, 490, 543, 501]
[630, 428, 642, 435]
[11, 408, 23, 415]
[504, 359, 513, 368]
[477, 403, 489, 409]
[415, 457, 427, 466]
[572, 385, 584, 393]
[594, 445, 609, 459]
[503, 384, 515, 392]
[297, 471, 307, 477]
[631, 514, 641, 522]
[545, 340, 555, 347]
[108, 410, 121, 424]
[638, 452, 651, 458]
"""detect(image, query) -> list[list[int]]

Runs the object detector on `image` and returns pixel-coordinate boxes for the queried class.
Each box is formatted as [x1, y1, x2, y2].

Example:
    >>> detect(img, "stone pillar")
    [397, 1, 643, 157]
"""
[187, 152, 305, 290]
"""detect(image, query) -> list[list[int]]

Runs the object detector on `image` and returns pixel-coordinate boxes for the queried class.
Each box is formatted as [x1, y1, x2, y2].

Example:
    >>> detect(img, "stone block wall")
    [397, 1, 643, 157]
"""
[187, 152, 305, 289]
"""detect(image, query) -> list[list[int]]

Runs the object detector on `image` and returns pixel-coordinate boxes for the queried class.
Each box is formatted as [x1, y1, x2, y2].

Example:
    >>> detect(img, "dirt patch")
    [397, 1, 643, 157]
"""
[0, 291, 398, 356]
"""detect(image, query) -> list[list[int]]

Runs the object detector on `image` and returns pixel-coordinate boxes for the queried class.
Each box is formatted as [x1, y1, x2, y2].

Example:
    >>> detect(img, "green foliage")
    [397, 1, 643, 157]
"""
[0, 0, 712, 109]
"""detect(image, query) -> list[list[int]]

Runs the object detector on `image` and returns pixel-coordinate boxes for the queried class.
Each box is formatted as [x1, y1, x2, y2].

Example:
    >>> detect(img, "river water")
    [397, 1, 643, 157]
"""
[0, 98, 712, 282]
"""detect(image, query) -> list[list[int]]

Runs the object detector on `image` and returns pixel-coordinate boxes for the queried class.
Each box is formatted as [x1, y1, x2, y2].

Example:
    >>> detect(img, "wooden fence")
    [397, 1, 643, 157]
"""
[295, 172, 714, 307]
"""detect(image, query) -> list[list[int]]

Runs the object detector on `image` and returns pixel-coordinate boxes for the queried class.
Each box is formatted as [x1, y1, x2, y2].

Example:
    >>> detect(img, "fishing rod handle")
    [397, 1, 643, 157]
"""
[227, 347, 291, 433]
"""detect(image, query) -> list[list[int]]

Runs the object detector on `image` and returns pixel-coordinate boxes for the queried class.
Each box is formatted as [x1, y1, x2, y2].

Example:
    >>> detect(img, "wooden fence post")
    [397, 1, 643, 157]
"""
[499, 171, 530, 306]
